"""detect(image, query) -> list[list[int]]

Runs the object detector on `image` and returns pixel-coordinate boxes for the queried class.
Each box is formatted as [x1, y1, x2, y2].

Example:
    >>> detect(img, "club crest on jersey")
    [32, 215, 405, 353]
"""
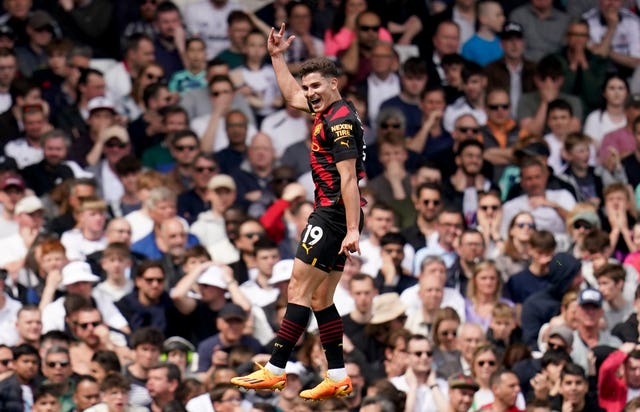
[313, 124, 322, 137]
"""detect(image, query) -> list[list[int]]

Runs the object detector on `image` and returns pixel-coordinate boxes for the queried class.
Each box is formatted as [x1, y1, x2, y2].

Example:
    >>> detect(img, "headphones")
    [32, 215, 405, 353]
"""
[161, 350, 193, 365]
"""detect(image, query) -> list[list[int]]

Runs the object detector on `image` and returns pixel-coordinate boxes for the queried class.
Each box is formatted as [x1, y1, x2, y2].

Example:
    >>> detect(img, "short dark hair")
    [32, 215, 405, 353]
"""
[402, 57, 427, 77]
[184, 245, 211, 262]
[135, 260, 165, 279]
[40, 330, 72, 346]
[547, 98, 573, 117]
[529, 230, 557, 252]
[124, 32, 153, 54]
[208, 74, 233, 90]
[161, 105, 189, 123]
[299, 57, 340, 79]
[130, 327, 164, 349]
[170, 129, 198, 147]
[582, 229, 611, 254]
[149, 362, 182, 383]
[594, 262, 626, 283]
[75, 374, 98, 389]
[489, 368, 517, 388]
[156, 1, 181, 17]
[101, 372, 130, 392]
[561, 362, 586, 381]
[13, 343, 40, 361]
[536, 55, 563, 79]
[227, 10, 252, 26]
[143, 82, 169, 107]
[114, 155, 142, 176]
[10, 77, 38, 102]
[415, 182, 442, 199]
[462, 61, 485, 83]
[541, 349, 572, 368]
[91, 350, 121, 374]
[34, 383, 62, 403]
[455, 138, 484, 157]
[253, 237, 278, 254]
[380, 232, 407, 247]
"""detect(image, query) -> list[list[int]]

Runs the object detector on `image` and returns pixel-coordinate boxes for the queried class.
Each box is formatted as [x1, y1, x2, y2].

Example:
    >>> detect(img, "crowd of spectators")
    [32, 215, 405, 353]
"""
[5, 0, 640, 411]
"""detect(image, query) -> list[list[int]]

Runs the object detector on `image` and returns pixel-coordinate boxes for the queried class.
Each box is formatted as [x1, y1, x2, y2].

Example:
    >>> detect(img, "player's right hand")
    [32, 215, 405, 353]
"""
[268, 22, 296, 57]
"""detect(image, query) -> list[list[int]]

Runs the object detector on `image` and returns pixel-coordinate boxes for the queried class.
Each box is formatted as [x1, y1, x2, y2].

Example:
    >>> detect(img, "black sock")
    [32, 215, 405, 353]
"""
[315, 304, 344, 370]
[270, 302, 311, 369]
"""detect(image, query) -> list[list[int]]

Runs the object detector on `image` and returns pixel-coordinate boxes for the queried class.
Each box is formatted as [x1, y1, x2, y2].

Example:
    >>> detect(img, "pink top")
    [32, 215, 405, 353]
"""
[324, 27, 393, 57]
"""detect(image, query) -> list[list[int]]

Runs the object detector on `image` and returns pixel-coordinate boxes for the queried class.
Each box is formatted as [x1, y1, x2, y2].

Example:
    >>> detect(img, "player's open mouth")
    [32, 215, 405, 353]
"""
[310, 98, 321, 106]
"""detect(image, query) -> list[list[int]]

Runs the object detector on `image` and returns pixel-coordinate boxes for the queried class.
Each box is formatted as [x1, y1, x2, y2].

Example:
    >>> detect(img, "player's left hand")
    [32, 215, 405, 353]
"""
[339, 229, 361, 258]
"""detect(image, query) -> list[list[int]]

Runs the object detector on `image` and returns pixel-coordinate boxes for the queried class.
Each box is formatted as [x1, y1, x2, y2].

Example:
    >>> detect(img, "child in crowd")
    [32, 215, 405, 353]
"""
[623, 222, 640, 274]
[544, 99, 574, 175]
[486, 302, 520, 356]
[95, 243, 133, 302]
[561, 132, 603, 206]
[231, 30, 282, 125]
[595, 262, 634, 329]
[505, 230, 556, 317]
[169, 37, 207, 95]
[461, 0, 505, 66]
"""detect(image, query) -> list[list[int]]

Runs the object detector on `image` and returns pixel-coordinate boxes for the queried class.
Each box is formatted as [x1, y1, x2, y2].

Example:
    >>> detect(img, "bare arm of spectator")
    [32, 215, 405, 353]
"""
[406, 109, 442, 153]
[483, 147, 513, 166]
[170, 262, 214, 315]
[340, 37, 360, 75]
[39, 269, 62, 311]
[246, 11, 273, 37]
[199, 94, 231, 153]
[221, 265, 251, 312]
[85, 132, 107, 167]
[388, 15, 423, 45]
[520, 77, 560, 135]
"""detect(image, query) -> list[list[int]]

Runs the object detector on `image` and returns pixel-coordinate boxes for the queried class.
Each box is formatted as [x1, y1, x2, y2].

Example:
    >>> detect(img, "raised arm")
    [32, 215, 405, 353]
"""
[269, 23, 309, 112]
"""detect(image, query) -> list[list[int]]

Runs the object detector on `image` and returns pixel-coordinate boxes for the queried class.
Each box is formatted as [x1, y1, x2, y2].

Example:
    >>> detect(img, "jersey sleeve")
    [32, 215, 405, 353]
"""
[327, 116, 360, 162]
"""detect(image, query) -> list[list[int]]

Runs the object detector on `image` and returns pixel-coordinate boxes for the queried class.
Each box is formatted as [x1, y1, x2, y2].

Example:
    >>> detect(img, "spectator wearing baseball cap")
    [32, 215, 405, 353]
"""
[170, 262, 251, 346]
[196, 302, 265, 374]
[190, 173, 237, 250]
[447, 373, 479, 412]
[15, 10, 58, 78]
[0, 174, 26, 237]
[40, 261, 129, 335]
[570, 288, 621, 373]
[86, 124, 131, 204]
[0, 194, 44, 269]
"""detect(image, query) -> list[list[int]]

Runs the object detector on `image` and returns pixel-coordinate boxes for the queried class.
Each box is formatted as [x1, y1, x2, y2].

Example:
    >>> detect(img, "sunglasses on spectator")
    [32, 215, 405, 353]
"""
[174, 144, 197, 152]
[142, 277, 164, 284]
[457, 126, 480, 134]
[411, 351, 433, 357]
[480, 205, 500, 211]
[573, 221, 592, 230]
[548, 342, 566, 351]
[211, 90, 232, 97]
[0, 359, 11, 366]
[439, 330, 457, 337]
[46, 361, 70, 368]
[105, 140, 127, 149]
[423, 199, 441, 206]
[146, 72, 163, 81]
[359, 25, 380, 32]
[273, 177, 295, 184]
[380, 122, 401, 129]
[477, 360, 496, 367]
[194, 166, 217, 173]
[515, 222, 535, 229]
[488, 104, 509, 111]
[241, 232, 263, 239]
[74, 321, 101, 330]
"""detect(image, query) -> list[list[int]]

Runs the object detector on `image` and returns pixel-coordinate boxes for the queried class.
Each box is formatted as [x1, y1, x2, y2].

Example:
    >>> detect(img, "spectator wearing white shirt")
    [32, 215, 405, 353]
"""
[359, 203, 414, 277]
[443, 63, 488, 133]
[260, 106, 308, 159]
[583, 2, 640, 78]
[190, 174, 237, 250]
[361, 42, 400, 128]
[40, 261, 130, 335]
[104, 33, 155, 105]
[501, 157, 576, 237]
[4, 105, 48, 169]
[61, 197, 107, 262]
[0, 195, 45, 269]
[86, 124, 132, 204]
[0, 269, 21, 345]
[184, 0, 242, 59]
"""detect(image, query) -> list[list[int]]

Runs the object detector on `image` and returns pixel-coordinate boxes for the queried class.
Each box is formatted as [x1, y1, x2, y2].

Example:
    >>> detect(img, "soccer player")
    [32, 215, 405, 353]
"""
[231, 23, 366, 401]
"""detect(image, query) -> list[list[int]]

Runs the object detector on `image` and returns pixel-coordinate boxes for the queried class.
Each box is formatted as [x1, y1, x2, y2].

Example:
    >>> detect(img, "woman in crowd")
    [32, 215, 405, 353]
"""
[583, 74, 629, 148]
[431, 307, 461, 377]
[465, 260, 512, 330]
[117, 62, 165, 121]
[470, 344, 526, 411]
[474, 189, 504, 258]
[495, 212, 535, 281]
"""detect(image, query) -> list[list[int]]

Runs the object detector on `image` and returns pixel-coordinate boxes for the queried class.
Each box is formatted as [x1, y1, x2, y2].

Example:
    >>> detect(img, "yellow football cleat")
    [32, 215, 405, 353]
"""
[299, 376, 352, 400]
[230, 362, 287, 391]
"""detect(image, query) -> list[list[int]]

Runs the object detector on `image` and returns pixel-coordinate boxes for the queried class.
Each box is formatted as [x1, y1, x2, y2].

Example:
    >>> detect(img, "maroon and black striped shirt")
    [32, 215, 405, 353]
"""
[309, 99, 366, 208]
